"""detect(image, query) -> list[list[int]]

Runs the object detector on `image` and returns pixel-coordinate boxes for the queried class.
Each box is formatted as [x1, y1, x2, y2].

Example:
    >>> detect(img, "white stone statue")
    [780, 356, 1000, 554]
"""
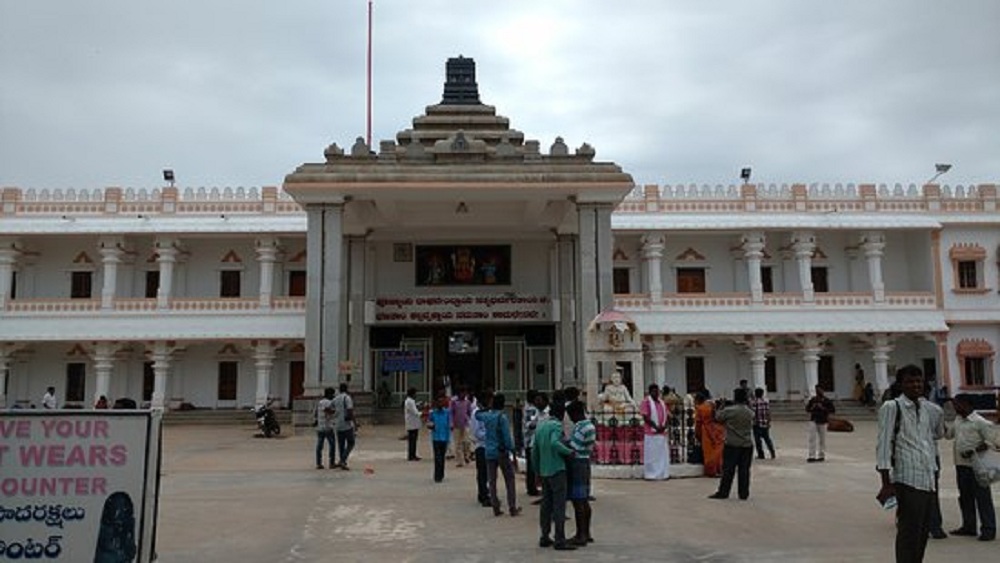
[599, 369, 636, 413]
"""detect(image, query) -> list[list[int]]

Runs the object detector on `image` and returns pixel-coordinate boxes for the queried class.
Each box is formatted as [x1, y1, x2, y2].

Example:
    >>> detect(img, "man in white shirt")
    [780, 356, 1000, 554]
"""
[945, 394, 998, 541]
[403, 387, 422, 461]
[42, 387, 57, 409]
[315, 387, 336, 469]
[876, 365, 939, 562]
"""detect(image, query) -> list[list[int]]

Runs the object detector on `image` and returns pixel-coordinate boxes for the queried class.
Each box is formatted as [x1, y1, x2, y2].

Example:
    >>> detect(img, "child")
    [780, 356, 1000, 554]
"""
[428, 395, 452, 483]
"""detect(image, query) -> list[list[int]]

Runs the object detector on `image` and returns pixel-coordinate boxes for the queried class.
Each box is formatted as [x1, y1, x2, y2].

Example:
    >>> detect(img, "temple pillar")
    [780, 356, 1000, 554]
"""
[577, 203, 615, 387]
[648, 335, 670, 388]
[802, 335, 823, 396]
[557, 235, 579, 387]
[304, 203, 344, 394]
[750, 335, 769, 392]
[743, 232, 766, 303]
[861, 231, 886, 303]
[255, 236, 279, 309]
[641, 233, 665, 305]
[792, 232, 816, 303]
[872, 333, 893, 395]
[150, 341, 172, 410]
[254, 340, 276, 406]
[155, 239, 178, 309]
[93, 341, 115, 405]
[99, 237, 125, 310]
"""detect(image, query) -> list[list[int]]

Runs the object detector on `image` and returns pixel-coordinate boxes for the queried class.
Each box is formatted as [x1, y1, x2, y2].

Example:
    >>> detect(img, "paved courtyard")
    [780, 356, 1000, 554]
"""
[155, 419, 998, 562]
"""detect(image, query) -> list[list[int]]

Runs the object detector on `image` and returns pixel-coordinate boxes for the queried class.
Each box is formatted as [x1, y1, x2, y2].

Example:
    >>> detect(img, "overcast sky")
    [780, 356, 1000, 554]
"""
[1, 1, 998, 191]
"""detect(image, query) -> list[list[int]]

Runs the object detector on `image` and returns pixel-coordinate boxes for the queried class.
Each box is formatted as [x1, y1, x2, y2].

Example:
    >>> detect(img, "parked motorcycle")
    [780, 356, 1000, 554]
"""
[252, 403, 281, 438]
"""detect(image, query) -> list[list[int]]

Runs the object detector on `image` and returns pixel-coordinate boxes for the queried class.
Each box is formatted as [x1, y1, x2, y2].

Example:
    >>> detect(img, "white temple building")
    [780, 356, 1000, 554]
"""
[1, 58, 997, 414]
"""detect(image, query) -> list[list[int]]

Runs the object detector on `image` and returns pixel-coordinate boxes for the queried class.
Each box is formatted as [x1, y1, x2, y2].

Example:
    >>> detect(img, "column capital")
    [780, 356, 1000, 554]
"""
[640, 233, 665, 255]
[860, 231, 886, 257]
[791, 231, 816, 257]
[742, 231, 766, 259]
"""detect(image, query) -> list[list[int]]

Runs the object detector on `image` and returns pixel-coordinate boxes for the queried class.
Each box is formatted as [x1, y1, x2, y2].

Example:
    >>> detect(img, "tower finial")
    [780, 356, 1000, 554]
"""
[441, 56, 480, 105]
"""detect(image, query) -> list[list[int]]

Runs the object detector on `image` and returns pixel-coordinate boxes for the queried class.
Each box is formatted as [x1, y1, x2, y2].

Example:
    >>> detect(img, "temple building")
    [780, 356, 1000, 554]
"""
[1, 58, 997, 414]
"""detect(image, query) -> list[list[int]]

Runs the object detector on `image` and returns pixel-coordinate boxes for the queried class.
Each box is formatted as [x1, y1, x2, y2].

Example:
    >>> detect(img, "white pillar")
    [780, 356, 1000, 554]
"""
[792, 232, 816, 302]
[872, 333, 893, 395]
[557, 235, 579, 388]
[155, 239, 178, 309]
[861, 231, 886, 303]
[750, 335, 769, 392]
[93, 341, 115, 406]
[802, 335, 823, 396]
[150, 342, 172, 410]
[743, 232, 766, 303]
[99, 237, 125, 310]
[255, 236, 279, 309]
[347, 235, 368, 391]
[577, 203, 615, 390]
[304, 203, 344, 394]
[641, 233, 665, 305]
[648, 335, 670, 388]
[254, 340, 276, 406]
[0, 238, 21, 309]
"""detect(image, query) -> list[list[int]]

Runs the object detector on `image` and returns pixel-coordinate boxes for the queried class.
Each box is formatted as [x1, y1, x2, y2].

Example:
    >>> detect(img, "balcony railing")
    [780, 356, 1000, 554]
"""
[615, 291, 936, 310]
[3, 297, 307, 314]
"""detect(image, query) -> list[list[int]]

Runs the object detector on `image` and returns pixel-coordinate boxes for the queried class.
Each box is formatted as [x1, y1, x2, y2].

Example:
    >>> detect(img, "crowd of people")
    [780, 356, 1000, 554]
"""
[310, 370, 999, 559]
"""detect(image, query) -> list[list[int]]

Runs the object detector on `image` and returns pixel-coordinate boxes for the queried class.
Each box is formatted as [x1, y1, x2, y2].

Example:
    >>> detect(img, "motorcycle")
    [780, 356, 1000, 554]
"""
[252, 402, 281, 438]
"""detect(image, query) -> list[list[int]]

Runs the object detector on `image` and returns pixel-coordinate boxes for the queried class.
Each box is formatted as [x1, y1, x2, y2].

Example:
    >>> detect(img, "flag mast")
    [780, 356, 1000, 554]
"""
[366, 0, 373, 148]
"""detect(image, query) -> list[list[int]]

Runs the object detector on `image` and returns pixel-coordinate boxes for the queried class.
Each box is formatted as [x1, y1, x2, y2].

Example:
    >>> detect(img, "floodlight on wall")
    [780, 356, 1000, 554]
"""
[924, 163, 952, 185]
[456, 201, 469, 214]
[162, 169, 175, 188]
[740, 167, 752, 183]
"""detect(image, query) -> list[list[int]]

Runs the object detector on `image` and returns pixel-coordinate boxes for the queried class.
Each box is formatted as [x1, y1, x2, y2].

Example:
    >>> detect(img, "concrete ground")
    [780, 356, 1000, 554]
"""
[155, 420, 998, 562]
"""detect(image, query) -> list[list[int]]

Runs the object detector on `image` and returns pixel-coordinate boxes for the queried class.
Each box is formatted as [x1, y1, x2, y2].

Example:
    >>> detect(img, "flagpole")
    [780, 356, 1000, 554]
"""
[366, 0, 373, 148]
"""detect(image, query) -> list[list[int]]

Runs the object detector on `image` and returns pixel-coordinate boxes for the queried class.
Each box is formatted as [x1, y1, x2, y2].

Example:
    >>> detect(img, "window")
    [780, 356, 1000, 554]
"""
[288, 270, 306, 297]
[612, 267, 631, 294]
[949, 243, 987, 292]
[66, 362, 86, 403]
[143, 362, 155, 402]
[957, 339, 994, 388]
[676, 268, 706, 293]
[220, 270, 241, 298]
[685, 356, 705, 394]
[218, 361, 238, 401]
[957, 261, 978, 289]
[964, 357, 987, 387]
[810, 266, 829, 293]
[9, 270, 15, 299]
[145, 271, 160, 299]
[70, 271, 92, 299]
[761, 266, 774, 294]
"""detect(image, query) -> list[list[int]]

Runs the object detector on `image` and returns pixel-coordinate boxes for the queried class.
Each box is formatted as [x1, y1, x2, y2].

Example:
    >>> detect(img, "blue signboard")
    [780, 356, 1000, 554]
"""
[382, 350, 424, 373]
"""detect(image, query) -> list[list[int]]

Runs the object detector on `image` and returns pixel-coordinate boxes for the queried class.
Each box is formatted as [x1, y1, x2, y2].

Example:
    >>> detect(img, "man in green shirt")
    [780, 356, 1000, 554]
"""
[531, 401, 576, 551]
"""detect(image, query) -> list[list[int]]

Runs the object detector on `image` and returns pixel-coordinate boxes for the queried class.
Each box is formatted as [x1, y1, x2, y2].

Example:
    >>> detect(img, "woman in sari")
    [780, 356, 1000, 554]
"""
[694, 393, 725, 477]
